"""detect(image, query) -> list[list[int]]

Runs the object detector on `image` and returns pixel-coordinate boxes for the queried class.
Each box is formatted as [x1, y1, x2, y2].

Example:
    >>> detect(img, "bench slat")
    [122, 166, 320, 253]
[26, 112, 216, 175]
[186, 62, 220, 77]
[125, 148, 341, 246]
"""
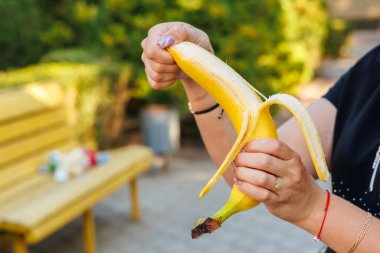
[0, 126, 73, 167]
[0, 175, 56, 218]
[0, 145, 153, 231]
[0, 108, 67, 144]
[27, 159, 152, 244]
[0, 82, 63, 122]
[0, 140, 78, 189]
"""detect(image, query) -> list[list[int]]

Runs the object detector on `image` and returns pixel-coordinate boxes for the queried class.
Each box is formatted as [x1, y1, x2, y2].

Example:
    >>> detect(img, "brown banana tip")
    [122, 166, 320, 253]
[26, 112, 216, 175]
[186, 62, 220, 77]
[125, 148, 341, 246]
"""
[191, 217, 222, 239]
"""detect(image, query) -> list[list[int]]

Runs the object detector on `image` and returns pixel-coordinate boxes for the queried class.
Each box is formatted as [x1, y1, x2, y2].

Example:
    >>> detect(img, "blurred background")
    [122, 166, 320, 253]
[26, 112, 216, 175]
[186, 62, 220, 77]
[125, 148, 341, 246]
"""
[0, 0, 379, 252]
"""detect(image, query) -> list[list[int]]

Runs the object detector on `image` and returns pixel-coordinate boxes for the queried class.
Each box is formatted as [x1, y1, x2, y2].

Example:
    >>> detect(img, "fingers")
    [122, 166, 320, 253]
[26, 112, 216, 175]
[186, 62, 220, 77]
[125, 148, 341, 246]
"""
[141, 53, 179, 73]
[158, 22, 213, 52]
[146, 76, 178, 90]
[141, 22, 201, 89]
[142, 53, 179, 89]
[233, 138, 319, 222]
[235, 167, 279, 193]
[141, 22, 214, 90]
[235, 178, 277, 202]
[141, 36, 175, 65]
[244, 138, 295, 160]
[141, 26, 180, 89]
[142, 22, 202, 63]
[235, 152, 284, 177]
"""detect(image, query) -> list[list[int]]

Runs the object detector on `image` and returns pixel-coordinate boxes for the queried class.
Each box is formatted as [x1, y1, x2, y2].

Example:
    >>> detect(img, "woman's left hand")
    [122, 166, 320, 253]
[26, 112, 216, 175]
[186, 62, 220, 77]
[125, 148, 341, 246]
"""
[234, 138, 326, 224]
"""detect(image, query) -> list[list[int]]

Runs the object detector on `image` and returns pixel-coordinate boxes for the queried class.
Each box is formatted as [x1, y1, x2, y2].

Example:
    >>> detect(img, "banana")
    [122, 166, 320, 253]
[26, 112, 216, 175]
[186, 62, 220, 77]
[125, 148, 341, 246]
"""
[167, 42, 330, 239]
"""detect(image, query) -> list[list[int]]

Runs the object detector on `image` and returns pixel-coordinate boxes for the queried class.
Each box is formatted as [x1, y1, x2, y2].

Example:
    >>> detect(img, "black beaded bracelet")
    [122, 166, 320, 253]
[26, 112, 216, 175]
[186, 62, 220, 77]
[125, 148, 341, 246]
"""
[188, 102, 224, 119]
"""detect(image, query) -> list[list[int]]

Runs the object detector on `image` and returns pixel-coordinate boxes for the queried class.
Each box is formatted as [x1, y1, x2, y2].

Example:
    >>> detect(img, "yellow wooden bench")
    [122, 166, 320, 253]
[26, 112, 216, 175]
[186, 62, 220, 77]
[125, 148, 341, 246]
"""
[0, 83, 154, 253]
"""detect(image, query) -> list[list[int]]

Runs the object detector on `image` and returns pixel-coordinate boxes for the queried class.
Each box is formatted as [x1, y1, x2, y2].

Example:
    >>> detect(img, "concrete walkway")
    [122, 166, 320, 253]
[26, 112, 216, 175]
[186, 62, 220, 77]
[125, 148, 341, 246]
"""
[30, 148, 328, 253]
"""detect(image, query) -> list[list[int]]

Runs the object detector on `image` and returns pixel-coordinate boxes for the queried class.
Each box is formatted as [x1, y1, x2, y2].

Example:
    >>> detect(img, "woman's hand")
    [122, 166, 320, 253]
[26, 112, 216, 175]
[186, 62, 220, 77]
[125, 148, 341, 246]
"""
[234, 138, 326, 224]
[141, 22, 213, 90]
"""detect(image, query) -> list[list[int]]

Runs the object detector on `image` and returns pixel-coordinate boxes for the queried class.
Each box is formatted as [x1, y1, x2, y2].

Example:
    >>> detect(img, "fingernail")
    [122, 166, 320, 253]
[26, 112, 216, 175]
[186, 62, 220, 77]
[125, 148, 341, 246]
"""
[158, 36, 175, 48]
[234, 176, 241, 186]
[231, 161, 236, 173]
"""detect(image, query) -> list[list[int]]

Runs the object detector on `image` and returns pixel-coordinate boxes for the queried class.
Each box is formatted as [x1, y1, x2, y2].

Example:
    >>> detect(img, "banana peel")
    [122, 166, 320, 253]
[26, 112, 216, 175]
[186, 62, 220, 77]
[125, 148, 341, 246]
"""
[167, 42, 329, 238]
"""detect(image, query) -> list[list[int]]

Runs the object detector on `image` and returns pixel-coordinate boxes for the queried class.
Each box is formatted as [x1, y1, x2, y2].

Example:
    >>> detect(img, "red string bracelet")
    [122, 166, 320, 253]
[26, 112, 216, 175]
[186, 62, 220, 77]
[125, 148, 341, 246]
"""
[314, 190, 331, 242]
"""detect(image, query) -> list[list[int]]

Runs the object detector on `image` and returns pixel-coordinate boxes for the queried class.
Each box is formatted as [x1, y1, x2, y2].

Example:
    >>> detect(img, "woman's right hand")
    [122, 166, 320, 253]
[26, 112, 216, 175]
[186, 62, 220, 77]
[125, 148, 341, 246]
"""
[141, 22, 213, 90]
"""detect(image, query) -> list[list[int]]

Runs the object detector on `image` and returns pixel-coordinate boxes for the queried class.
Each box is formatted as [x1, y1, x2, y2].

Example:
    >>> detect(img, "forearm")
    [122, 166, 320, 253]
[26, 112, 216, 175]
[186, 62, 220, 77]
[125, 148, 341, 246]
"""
[182, 78, 236, 186]
[295, 189, 380, 252]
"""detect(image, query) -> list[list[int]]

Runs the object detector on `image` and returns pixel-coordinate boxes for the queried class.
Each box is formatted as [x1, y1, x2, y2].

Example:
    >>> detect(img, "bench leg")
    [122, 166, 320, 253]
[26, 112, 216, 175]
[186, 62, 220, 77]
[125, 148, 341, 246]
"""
[129, 179, 141, 221]
[12, 236, 28, 253]
[83, 210, 96, 253]
[0, 238, 10, 253]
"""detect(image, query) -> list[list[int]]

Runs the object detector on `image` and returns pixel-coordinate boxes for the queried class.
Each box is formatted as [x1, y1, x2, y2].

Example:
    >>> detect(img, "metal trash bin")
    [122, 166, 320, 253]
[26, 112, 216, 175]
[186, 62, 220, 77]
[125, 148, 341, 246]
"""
[140, 105, 180, 156]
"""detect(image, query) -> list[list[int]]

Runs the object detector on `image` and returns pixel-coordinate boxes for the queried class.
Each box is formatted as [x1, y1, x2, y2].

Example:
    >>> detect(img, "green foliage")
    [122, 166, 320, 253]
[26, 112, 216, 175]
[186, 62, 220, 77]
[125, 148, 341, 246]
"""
[0, 0, 44, 69]
[0, 0, 329, 144]
[41, 48, 103, 63]
[1, 0, 328, 89]
[0, 61, 132, 149]
[324, 19, 351, 57]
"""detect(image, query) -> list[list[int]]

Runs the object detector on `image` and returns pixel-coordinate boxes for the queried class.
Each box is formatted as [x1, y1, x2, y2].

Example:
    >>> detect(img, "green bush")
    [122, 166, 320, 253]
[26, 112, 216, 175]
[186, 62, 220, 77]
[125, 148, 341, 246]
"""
[324, 18, 351, 57]
[0, 0, 329, 145]
[0, 0, 328, 93]
[0, 61, 132, 149]
[0, 0, 44, 69]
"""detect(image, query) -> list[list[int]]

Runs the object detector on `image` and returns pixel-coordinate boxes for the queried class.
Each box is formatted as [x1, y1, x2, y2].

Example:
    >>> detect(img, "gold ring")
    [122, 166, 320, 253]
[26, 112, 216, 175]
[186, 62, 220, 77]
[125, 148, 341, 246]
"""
[273, 177, 280, 192]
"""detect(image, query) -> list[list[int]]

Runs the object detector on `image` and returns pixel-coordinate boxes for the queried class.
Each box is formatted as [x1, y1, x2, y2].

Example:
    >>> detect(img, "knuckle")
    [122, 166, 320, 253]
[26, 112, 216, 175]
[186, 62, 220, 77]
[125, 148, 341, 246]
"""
[244, 141, 255, 152]
[261, 191, 271, 201]
[149, 79, 162, 90]
[140, 38, 146, 49]
[234, 166, 242, 177]
[144, 66, 151, 77]
[289, 154, 303, 170]
[150, 83, 162, 90]
[293, 153, 302, 163]
[141, 54, 146, 64]
[234, 154, 243, 166]
[152, 63, 165, 73]
[150, 71, 162, 82]
[291, 169, 302, 184]
[173, 24, 187, 38]
[271, 140, 282, 152]
[258, 174, 270, 186]
[145, 48, 156, 59]
[147, 25, 158, 36]
[260, 155, 272, 168]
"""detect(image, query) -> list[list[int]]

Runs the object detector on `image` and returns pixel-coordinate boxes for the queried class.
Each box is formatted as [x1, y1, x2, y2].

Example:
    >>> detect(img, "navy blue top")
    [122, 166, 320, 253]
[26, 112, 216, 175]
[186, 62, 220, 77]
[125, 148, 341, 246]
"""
[323, 45, 380, 252]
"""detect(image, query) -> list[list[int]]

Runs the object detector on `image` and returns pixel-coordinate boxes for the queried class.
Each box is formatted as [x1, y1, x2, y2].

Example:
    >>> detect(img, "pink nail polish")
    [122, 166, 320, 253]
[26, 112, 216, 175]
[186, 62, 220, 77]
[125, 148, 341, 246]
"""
[231, 161, 236, 173]
[158, 36, 175, 48]
[234, 177, 240, 186]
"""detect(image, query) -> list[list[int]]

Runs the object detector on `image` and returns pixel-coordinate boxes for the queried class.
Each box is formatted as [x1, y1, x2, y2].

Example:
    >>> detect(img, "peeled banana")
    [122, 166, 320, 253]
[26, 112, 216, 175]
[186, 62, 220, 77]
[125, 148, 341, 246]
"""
[167, 42, 330, 239]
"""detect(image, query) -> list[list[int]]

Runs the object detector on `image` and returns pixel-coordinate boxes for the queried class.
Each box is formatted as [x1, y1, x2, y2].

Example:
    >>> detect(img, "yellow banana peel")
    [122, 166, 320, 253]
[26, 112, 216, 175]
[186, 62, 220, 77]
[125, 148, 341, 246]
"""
[167, 42, 330, 239]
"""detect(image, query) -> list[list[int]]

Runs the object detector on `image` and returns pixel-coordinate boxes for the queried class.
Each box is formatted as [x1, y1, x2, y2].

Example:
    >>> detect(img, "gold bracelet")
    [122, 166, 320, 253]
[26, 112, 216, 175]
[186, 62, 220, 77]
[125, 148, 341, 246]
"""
[347, 212, 372, 253]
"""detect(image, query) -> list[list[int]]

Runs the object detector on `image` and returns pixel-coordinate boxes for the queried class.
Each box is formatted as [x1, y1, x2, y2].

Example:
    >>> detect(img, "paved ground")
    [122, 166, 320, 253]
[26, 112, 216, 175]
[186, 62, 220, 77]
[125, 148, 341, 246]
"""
[29, 148, 330, 253]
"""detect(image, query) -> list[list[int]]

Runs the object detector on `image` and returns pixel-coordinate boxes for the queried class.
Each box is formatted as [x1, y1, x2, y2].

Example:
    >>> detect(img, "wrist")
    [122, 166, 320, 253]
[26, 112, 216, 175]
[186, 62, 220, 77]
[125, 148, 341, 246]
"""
[182, 78, 216, 111]
[293, 187, 328, 237]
